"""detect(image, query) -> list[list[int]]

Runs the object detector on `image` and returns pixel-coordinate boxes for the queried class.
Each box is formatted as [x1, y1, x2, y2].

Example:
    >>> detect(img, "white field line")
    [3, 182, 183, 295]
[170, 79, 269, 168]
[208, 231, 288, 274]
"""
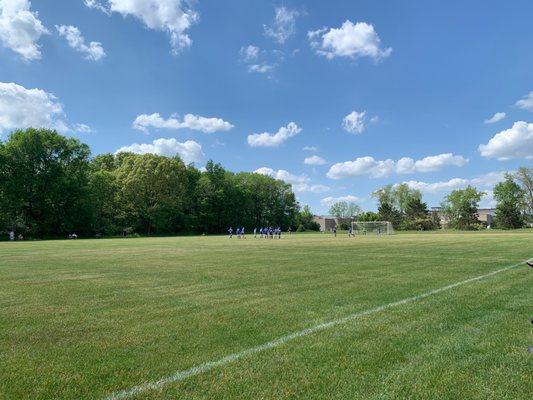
[104, 260, 529, 400]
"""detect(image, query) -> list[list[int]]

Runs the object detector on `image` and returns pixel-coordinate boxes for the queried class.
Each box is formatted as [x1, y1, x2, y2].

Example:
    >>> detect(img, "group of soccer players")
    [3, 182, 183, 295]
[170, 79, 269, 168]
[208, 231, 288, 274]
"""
[228, 226, 285, 239]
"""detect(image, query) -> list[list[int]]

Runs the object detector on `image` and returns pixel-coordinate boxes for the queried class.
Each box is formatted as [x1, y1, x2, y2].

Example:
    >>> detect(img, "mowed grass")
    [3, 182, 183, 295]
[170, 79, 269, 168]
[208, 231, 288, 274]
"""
[0, 231, 532, 400]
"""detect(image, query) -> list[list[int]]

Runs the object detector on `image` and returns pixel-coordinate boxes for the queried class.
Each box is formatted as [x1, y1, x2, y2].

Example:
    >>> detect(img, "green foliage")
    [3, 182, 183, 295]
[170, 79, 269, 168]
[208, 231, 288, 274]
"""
[0, 128, 91, 236]
[328, 201, 361, 219]
[441, 186, 485, 230]
[493, 174, 525, 229]
[513, 167, 533, 223]
[0, 130, 300, 237]
[356, 211, 381, 222]
[372, 184, 439, 231]
[296, 205, 320, 231]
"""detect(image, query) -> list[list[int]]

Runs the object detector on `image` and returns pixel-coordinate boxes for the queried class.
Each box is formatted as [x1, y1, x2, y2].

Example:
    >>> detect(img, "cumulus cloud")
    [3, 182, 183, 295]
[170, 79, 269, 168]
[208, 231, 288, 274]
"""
[320, 195, 359, 206]
[264, 6, 299, 44]
[484, 112, 506, 124]
[327, 153, 468, 180]
[56, 25, 105, 61]
[327, 156, 395, 180]
[343, 110, 367, 134]
[0, 0, 49, 61]
[0, 81, 90, 134]
[85, 0, 198, 55]
[133, 112, 234, 134]
[402, 171, 509, 194]
[308, 20, 391, 61]
[478, 121, 533, 160]
[247, 122, 301, 147]
[304, 155, 327, 165]
[115, 138, 203, 163]
[396, 153, 468, 174]
[254, 167, 329, 193]
[515, 92, 533, 112]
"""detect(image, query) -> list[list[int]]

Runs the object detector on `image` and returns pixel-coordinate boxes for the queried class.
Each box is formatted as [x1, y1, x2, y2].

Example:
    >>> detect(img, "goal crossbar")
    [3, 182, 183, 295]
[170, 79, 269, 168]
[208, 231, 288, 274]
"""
[351, 221, 394, 235]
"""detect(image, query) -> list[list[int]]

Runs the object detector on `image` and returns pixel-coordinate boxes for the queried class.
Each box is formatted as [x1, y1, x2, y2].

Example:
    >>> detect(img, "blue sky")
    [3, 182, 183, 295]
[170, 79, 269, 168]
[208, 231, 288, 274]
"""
[1, 0, 532, 213]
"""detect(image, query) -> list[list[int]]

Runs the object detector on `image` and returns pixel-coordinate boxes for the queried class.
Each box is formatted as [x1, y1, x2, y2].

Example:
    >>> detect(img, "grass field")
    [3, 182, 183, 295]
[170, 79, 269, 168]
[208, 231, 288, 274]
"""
[1, 231, 532, 399]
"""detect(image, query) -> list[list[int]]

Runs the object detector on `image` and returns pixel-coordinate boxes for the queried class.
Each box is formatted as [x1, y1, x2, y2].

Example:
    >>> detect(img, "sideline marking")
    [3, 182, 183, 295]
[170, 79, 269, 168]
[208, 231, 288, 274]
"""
[104, 260, 528, 400]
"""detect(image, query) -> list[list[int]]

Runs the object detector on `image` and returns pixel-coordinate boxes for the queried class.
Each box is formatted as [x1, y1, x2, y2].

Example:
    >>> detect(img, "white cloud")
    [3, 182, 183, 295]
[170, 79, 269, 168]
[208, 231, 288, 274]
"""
[484, 112, 506, 124]
[343, 110, 367, 134]
[240, 45, 259, 63]
[247, 122, 301, 147]
[133, 113, 234, 134]
[402, 171, 509, 194]
[0, 82, 90, 134]
[116, 138, 203, 163]
[72, 123, 94, 133]
[239, 45, 277, 75]
[320, 195, 359, 206]
[402, 178, 470, 194]
[304, 155, 327, 165]
[56, 25, 105, 61]
[293, 183, 330, 193]
[396, 153, 469, 174]
[327, 156, 395, 179]
[478, 121, 533, 160]
[515, 92, 533, 112]
[327, 153, 468, 180]
[85, 0, 198, 55]
[248, 63, 274, 74]
[84, 0, 110, 14]
[264, 6, 299, 44]
[254, 167, 329, 193]
[308, 20, 391, 61]
[303, 146, 318, 152]
[0, 0, 48, 61]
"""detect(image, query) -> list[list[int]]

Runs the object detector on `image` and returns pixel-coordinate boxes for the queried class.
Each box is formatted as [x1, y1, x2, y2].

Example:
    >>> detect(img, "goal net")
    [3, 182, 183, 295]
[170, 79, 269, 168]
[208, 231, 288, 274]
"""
[352, 221, 394, 235]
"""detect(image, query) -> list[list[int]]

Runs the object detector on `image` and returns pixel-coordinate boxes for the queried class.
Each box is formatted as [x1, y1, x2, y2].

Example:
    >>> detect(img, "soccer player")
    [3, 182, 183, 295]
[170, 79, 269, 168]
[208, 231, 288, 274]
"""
[348, 226, 353, 237]
[253, 227, 257, 238]
[333, 226, 337, 237]
[228, 227, 233, 238]
[241, 227, 245, 238]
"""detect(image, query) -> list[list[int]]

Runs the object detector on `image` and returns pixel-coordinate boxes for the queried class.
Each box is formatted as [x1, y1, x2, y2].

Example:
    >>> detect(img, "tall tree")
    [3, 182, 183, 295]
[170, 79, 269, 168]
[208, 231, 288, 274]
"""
[329, 201, 361, 219]
[493, 174, 525, 229]
[0, 128, 91, 236]
[514, 167, 533, 222]
[441, 186, 484, 230]
[114, 153, 188, 234]
[296, 205, 320, 231]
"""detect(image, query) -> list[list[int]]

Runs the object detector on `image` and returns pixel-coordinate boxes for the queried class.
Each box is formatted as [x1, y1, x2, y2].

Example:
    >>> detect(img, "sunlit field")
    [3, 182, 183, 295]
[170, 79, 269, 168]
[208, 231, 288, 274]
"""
[1, 231, 532, 399]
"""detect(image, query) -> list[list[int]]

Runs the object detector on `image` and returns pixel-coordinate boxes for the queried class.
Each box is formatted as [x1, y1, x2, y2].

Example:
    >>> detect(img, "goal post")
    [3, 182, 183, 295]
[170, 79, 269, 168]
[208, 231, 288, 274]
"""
[351, 221, 394, 235]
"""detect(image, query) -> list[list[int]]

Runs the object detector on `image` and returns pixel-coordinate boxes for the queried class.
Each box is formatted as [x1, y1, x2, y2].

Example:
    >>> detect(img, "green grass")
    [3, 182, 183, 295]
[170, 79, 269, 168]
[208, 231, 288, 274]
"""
[1, 231, 532, 399]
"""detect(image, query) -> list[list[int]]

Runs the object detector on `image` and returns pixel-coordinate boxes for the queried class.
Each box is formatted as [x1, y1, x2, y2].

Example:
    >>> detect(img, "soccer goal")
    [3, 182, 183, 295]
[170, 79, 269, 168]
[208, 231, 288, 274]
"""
[352, 221, 394, 235]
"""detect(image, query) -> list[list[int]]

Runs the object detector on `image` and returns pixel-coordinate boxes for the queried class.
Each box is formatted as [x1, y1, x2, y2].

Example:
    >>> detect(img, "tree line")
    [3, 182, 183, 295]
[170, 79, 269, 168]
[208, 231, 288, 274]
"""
[1, 129, 530, 238]
[0, 128, 304, 238]
[328, 168, 532, 230]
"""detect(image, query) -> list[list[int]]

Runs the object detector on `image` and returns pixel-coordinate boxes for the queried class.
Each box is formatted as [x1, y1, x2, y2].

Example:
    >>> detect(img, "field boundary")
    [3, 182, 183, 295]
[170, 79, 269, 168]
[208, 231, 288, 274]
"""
[104, 259, 529, 400]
